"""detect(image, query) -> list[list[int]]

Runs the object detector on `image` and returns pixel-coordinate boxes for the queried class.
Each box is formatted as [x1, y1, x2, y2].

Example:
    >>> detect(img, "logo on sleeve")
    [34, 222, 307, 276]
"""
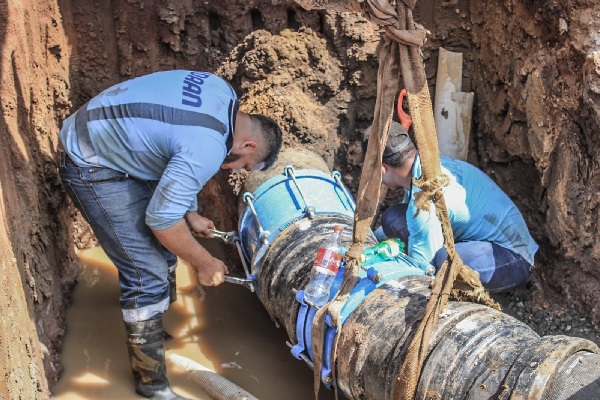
[182, 72, 211, 107]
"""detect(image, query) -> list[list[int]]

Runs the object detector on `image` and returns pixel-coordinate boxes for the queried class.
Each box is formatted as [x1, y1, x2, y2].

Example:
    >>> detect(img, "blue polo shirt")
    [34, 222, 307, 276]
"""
[59, 70, 238, 230]
[407, 154, 539, 266]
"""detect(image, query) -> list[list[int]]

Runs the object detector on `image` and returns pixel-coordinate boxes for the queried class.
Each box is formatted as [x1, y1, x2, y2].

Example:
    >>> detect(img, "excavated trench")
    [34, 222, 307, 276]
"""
[1, 0, 600, 398]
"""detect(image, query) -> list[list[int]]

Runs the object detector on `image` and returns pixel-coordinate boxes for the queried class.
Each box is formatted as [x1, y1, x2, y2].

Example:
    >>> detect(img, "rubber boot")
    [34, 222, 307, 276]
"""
[124, 315, 189, 399]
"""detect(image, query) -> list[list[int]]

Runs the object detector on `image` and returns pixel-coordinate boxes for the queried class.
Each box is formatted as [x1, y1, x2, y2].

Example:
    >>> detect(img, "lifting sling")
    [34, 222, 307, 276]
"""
[304, 1, 499, 399]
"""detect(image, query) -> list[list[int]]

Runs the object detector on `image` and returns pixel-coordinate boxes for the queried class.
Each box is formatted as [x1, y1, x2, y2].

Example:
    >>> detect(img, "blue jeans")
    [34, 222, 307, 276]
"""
[59, 151, 177, 322]
[381, 203, 533, 293]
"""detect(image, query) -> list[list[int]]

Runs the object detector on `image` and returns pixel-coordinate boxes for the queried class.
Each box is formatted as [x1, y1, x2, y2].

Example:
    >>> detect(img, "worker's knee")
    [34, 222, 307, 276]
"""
[486, 243, 533, 293]
[432, 242, 533, 293]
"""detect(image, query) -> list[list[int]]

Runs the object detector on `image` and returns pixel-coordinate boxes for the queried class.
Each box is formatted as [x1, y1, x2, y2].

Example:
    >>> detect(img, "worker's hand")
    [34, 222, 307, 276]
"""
[153, 219, 224, 285]
[185, 212, 215, 238]
[194, 257, 229, 287]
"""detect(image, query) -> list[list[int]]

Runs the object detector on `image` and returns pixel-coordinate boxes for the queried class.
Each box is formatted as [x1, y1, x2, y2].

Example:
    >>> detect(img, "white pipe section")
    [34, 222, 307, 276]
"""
[169, 354, 260, 400]
[434, 47, 474, 161]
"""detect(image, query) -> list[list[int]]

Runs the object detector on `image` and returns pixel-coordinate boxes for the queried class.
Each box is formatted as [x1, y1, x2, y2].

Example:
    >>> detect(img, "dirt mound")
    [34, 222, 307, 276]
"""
[219, 28, 344, 168]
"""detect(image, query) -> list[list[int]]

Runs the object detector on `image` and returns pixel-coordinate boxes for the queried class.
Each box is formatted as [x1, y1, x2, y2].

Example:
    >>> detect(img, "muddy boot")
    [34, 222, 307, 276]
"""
[124, 315, 189, 399]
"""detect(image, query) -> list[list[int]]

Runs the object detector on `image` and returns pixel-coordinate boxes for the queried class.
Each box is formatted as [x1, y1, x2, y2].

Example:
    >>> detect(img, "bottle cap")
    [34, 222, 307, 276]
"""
[333, 225, 344, 232]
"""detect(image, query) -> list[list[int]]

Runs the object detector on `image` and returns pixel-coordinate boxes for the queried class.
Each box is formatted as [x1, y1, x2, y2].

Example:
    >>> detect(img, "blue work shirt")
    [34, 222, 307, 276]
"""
[59, 70, 238, 230]
[406, 154, 539, 266]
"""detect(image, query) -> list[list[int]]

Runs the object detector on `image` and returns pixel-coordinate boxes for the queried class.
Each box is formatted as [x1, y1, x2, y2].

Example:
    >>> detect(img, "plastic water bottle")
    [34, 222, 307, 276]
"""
[360, 238, 405, 265]
[303, 225, 344, 307]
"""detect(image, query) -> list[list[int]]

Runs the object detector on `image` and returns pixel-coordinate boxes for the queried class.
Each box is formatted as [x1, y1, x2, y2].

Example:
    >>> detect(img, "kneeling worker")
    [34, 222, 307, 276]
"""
[363, 120, 538, 293]
[58, 70, 282, 399]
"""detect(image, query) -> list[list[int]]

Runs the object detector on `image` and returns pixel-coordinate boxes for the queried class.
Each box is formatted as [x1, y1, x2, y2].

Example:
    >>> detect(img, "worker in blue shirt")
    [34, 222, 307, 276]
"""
[58, 70, 282, 399]
[363, 120, 538, 293]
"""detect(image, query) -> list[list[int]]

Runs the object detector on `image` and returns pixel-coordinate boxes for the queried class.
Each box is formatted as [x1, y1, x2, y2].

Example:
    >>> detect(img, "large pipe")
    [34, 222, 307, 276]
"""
[235, 149, 600, 399]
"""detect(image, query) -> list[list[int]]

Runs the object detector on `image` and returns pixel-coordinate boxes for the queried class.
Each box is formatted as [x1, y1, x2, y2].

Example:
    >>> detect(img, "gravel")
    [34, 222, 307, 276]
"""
[491, 281, 599, 345]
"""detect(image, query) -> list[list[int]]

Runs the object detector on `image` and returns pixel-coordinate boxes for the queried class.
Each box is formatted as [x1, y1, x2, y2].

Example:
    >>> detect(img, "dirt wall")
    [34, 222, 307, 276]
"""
[0, 0, 76, 397]
[468, 0, 600, 326]
[1, 0, 600, 396]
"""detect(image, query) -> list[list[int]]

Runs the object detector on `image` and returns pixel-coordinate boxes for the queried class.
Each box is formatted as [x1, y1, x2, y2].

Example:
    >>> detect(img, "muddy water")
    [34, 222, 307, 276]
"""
[51, 242, 336, 400]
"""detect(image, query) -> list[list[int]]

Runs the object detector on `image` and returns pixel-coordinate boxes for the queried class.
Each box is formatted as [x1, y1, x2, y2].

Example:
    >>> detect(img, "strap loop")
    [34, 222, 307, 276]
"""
[412, 173, 450, 214]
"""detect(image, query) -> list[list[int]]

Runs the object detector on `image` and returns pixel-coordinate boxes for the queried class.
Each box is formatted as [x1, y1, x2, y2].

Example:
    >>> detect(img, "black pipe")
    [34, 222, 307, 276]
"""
[238, 149, 600, 399]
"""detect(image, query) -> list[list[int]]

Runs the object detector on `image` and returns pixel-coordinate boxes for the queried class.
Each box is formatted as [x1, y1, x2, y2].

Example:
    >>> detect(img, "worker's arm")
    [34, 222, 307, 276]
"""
[152, 219, 228, 286]
[406, 207, 443, 267]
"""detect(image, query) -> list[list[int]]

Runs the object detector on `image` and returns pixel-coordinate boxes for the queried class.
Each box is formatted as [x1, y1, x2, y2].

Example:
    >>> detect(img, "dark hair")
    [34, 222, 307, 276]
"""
[361, 121, 415, 168]
[251, 114, 283, 171]
[381, 142, 416, 167]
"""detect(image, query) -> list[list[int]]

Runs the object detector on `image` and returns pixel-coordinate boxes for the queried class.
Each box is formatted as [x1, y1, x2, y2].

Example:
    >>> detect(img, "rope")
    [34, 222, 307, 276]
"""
[311, 26, 401, 399]
[412, 173, 450, 214]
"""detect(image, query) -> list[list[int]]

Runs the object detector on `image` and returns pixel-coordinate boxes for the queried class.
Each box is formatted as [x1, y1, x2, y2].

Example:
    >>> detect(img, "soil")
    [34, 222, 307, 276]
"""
[1, 0, 599, 398]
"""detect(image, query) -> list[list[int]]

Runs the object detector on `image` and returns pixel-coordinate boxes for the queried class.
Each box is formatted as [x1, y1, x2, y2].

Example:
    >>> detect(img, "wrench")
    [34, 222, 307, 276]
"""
[209, 229, 236, 244]
[210, 229, 253, 291]
[224, 276, 256, 292]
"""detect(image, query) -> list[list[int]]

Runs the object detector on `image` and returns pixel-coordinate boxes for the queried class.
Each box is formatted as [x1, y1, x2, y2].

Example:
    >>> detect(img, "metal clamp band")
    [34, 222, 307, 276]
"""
[284, 165, 315, 219]
[243, 192, 270, 245]
[332, 171, 356, 210]
[233, 235, 256, 281]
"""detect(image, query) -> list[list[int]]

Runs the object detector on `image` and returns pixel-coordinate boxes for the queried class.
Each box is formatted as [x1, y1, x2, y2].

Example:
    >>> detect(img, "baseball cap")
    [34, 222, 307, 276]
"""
[362, 120, 413, 158]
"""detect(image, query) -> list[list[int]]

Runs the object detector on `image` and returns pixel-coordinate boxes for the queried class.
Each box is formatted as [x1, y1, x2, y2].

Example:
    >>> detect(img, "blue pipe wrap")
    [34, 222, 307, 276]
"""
[293, 257, 426, 387]
[238, 168, 355, 274]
